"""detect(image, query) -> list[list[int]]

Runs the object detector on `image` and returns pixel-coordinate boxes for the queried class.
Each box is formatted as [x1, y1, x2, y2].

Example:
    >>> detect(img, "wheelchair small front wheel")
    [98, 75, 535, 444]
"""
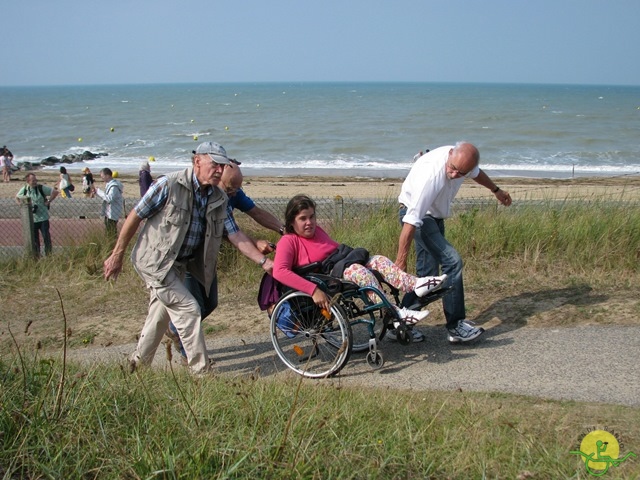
[366, 350, 384, 369]
[270, 291, 352, 378]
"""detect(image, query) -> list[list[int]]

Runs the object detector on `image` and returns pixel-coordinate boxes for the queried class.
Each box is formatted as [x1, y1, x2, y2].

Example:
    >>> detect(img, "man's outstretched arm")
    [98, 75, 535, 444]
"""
[103, 211, 143, 281]
[395, 222, 416, 272]
[473, 169, 512, 206]
[246, 206, 284, 234]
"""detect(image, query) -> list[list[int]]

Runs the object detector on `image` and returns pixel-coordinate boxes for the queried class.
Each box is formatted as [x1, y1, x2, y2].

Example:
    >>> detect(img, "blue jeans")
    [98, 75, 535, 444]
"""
[399, 208, 465, 329]
[33, 220, 52, 256]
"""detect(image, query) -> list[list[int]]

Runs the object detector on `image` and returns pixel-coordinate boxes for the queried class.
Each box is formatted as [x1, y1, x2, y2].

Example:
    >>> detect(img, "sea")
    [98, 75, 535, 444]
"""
[1, 82, 639, 179]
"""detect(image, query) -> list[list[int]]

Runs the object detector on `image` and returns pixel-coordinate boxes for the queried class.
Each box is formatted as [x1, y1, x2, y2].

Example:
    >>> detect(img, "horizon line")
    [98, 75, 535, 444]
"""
[1, 80, 639, 89]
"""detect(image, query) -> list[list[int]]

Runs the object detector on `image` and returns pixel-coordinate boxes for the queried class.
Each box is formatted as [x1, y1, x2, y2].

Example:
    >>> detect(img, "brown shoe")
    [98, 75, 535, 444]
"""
[128, 358, 138, 374]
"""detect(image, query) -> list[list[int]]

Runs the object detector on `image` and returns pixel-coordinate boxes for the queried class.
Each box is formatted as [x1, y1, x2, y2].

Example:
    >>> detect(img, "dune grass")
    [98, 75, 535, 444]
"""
[2, 354, 639, 479]
[1, 196, 640, 478]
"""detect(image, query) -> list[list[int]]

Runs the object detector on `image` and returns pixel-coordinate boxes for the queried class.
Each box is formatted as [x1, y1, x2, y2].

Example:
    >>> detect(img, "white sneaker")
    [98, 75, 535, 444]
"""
[447, 320, 484, 343]
[414, 274, 447, 297]
[386, 327, 425, 343]
[396, 307, 430, 325]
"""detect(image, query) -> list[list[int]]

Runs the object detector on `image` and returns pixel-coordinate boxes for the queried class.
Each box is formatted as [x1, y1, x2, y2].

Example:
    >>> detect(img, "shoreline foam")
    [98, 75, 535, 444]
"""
[3, 171, 640, 203]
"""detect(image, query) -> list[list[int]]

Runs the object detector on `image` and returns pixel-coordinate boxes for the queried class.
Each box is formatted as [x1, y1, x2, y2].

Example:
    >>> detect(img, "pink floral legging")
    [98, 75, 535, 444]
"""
[342, 254, 417, 303]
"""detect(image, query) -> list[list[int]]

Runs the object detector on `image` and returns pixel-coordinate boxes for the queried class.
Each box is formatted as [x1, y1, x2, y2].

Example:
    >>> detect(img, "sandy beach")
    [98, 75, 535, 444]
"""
[4, 169, 640, 202]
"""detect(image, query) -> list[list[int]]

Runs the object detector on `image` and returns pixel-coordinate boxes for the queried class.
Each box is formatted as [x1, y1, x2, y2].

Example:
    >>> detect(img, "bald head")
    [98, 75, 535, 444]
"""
[446, 142, 480, 179]
[221, 163, 243, 197]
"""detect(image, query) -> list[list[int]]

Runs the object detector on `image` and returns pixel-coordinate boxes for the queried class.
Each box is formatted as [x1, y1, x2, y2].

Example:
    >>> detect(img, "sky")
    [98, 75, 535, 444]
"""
[2, 0, 639, 87]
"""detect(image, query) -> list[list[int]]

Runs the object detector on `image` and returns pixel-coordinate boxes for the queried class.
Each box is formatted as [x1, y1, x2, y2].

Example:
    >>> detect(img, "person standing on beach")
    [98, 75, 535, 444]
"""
[81, 167, 95, 198]
[103, 141, 232, 375]
[1, 146, 14, 183]
[95, 168, 124, 238]
[0, 150, 7, 183]
[396, 142, 512, 343]
[166, 159, 282, 361]
[58, 166, 74, 198]
[15, 173, 59, 256]
[139, 161, 153, 196]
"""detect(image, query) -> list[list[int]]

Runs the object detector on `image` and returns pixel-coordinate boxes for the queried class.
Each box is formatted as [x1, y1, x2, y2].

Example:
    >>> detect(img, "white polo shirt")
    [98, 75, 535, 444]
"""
[398, 145, 479, 227]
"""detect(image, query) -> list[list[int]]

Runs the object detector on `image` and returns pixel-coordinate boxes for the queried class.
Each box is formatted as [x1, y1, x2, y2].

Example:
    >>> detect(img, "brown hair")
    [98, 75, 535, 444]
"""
[284, 194, 316, 234]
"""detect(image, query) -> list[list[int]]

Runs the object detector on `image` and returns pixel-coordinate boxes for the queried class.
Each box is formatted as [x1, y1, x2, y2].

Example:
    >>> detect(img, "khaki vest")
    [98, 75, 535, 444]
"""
[131, 167, 227, 289]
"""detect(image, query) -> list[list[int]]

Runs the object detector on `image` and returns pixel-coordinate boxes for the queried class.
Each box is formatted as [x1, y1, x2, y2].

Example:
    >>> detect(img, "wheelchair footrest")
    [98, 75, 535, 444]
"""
[406, 286, 453, 310]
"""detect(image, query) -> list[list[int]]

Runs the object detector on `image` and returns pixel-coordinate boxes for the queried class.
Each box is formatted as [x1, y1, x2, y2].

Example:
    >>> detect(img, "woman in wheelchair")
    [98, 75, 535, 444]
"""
[272, 195, 446, 326]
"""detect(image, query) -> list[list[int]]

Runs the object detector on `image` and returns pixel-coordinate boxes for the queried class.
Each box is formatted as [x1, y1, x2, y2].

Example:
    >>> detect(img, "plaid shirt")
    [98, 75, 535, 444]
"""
[134, 174, 238, 259]
[224, 202, 240, 235]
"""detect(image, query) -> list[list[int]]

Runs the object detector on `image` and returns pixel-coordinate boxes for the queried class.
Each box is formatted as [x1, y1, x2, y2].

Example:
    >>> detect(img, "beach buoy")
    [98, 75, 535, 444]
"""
[110, 127, 115, 132]
[78, 137, 83, 142]
[193, 135, 198, 141]
[190, 119, 194, 123]
[112, 171, 119, 178]
[225, 126, 229, 131]
[149, 156, 156, 162]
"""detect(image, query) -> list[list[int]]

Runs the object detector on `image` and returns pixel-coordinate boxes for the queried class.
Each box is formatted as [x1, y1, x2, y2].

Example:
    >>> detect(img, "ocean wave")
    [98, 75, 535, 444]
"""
[34, 152, 640, 179]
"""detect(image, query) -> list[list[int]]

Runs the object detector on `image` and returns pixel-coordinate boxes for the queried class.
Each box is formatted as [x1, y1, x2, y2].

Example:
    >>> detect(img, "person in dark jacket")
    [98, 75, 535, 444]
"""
[138, 161, 153, 196]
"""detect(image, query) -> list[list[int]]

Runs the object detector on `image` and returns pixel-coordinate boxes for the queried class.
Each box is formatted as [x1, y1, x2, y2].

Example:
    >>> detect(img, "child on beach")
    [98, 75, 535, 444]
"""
[82, 167, 95, 197]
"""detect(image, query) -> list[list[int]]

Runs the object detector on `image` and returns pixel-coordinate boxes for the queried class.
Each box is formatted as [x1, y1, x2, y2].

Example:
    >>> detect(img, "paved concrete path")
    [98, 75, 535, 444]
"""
[68, 324, 640, 407]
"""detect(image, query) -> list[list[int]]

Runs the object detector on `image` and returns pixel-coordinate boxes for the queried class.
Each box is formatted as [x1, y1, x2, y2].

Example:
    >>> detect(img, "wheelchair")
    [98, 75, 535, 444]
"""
[269, 263, 451, 378]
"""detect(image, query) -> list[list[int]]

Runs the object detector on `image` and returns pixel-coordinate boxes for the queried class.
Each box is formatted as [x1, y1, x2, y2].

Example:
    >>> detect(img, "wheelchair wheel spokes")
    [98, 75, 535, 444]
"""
[270, 291, 352, 378]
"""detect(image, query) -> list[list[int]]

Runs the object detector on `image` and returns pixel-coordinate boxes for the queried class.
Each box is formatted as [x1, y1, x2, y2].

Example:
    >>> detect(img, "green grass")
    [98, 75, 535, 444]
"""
[2, 197, 640, 478]
[2, 356, 639, 479]
[329, 197, 640, 279]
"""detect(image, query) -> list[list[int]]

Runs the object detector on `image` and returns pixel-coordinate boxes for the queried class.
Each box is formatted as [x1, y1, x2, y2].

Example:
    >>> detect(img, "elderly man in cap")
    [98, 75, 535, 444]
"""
[104, 141, 237, 375]
[166, 159, 284, 362]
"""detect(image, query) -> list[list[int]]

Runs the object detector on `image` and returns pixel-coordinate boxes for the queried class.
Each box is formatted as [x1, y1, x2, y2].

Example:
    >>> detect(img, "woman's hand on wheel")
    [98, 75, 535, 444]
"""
[312, 288, 331, 312]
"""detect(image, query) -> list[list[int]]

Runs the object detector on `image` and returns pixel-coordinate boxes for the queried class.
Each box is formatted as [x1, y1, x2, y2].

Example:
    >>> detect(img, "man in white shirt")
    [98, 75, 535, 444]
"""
[396, 142, 512, 343]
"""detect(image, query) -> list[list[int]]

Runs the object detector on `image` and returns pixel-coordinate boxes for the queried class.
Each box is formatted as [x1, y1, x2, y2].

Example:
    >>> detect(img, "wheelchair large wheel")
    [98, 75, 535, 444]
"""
[270, 291, 353, 378]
